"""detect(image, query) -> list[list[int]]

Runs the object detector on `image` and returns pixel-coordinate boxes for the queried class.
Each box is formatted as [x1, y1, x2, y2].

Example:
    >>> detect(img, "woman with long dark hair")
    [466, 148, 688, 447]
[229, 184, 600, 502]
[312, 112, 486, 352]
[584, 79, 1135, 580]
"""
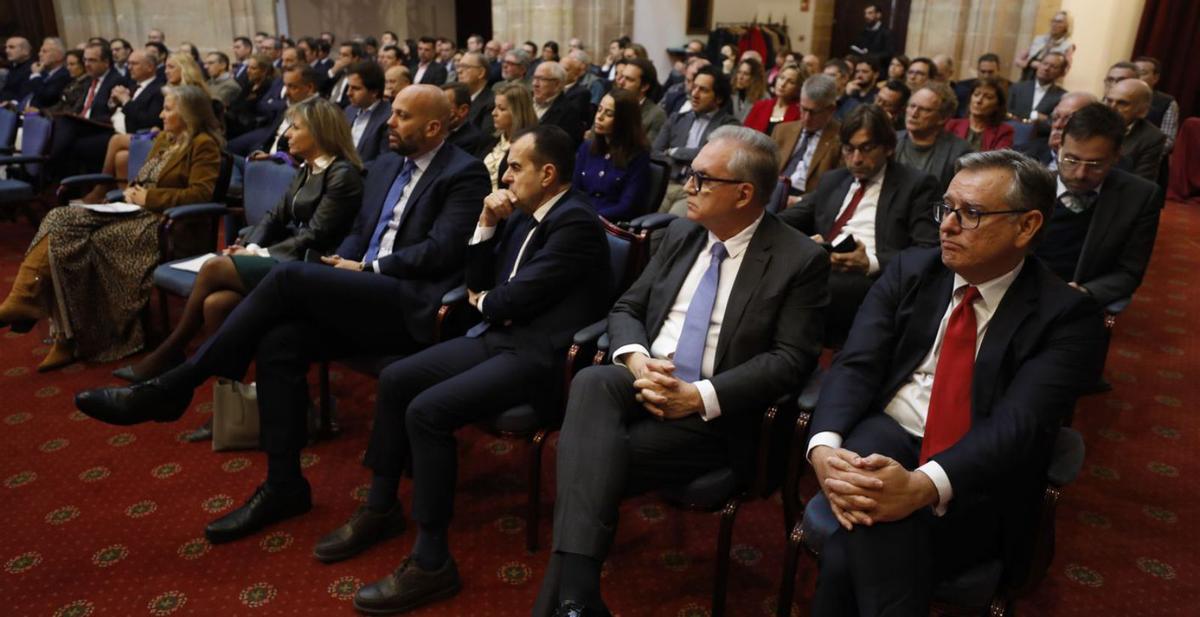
[574, 88, 651, 221]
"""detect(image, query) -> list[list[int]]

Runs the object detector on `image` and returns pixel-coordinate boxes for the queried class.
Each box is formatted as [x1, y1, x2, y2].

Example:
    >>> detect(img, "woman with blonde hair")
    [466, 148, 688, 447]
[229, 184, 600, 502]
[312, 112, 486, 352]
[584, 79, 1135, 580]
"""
[82, 51, 217, 203]
[481, 82, 537, 190]
[114, 97, 365, 381]
[0, 85, 224, 371]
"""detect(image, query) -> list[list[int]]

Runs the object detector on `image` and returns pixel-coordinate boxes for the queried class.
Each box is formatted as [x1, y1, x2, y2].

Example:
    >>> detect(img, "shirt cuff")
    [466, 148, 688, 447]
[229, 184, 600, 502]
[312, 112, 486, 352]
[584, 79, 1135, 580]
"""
[806, 431, 844, 462]
[470, 224, 497, 245]
[612, 344, 650, 366]
[695, 379, 720, 421]
[917, 461, 953, 516]
[867, 251, 880, 276]
[244, 243, 271, 258]
[370, 260, 380, 273]
[475, 290, 488, 314]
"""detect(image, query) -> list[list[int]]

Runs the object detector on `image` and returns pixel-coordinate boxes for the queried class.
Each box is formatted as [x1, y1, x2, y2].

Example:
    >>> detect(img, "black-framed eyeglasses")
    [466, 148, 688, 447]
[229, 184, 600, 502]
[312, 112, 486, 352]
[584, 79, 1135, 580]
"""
[934, 202, 1030, 229]
[682, 167, 747, 192]
[841, 142, 881, 156]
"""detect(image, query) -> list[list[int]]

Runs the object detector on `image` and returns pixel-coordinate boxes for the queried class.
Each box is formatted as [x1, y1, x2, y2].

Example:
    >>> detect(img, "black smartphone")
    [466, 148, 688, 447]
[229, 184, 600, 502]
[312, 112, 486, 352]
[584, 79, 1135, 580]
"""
[821, 235, 857, 253]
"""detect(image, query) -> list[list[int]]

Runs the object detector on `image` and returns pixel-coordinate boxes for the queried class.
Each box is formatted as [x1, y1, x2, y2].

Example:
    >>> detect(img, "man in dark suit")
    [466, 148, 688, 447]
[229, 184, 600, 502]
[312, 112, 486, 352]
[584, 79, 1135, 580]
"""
[327, 125, 609, 614]
[851, 4, 895, 60]
[1036, 103, 1162, 306]
[806, 150, 1107, 616]
[46, 42, 130, 178]
[229, 65, 320, 158]
[1007, 51, 1066, 134]
[343, 61, 390, 163]
[442, 82, 485, 156]
[1103, 78, 1166, 183]
[0, 36, 34, 103]
[773, 74, 844, 203]
[654, 65, 740, 215]
[533, 126, 830, 616]
[74, 85, 492, 547]
[73, 50, 165, 172]
[532, 61, 585, 145]
[18, 37, 70, 110]
[457, 51, 495, 136]
[324, 41, 365, 107]
[232, 36, 254, 87]
[411, 37, 448, 86]
[780, 104, 940, 346]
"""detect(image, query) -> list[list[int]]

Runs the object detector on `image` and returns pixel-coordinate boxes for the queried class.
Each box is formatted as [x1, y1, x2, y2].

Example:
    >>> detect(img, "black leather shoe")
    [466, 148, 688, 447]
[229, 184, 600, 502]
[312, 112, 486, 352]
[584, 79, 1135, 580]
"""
[313, 504, 407, 564]
[111, 365, 137, 382]
[74, 378, 194, 426]
[552, 601, 611, 617]
[353, 556, 461, 615]
[204, 482, 312, 544]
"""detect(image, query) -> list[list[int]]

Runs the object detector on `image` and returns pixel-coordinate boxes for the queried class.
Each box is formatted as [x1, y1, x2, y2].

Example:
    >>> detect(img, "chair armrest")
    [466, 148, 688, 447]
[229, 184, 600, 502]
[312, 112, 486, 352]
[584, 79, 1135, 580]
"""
[572, 319, 608, 346]
[164, 202, 229, 220]
[58, 173, 117, 189]
[441, 284, 469, 306]
[626, 212, 677, 231]
[0, 154, 48, 166]
[781, 409, 814, 529]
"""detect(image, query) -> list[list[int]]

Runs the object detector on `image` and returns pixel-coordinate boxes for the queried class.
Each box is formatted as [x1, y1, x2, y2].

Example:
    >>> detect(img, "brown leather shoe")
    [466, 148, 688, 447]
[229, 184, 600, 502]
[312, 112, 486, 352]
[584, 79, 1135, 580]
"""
[352, 556, 460, 615]
[313, 504, 406, 564]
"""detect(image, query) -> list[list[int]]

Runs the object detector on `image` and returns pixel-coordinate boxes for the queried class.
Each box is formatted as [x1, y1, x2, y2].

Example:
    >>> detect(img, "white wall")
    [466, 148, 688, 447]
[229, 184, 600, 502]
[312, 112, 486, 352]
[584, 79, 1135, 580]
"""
[632, 0, 688, 78]
[1060, 0, 1146, 96]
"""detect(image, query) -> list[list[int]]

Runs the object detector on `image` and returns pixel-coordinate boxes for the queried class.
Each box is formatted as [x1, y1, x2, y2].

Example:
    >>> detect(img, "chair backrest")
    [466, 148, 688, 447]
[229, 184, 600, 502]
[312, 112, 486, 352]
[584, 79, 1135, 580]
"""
[601, 219, 641, 301]
[641, 157, 670, 218]
[127, 134, 155, 181]
[19, 112, 52, 179]
[767, 178, 791, 214]
[0, 107, 17, 151]
[243, 160, 299, 225]
[1007, 120, 1036, 149]
[212, 150, 235, 203]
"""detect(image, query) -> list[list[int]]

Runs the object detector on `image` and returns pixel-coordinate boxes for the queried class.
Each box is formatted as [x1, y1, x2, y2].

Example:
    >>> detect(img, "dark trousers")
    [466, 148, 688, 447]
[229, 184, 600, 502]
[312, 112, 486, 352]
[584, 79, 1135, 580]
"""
[812, 413, 1001, 617]
[48, 118, 111, 179]
[362, 336, 540, 527]
[227, 127, 271, 157]
[186, 261, 420, 457]
[825, 271, 875, 348]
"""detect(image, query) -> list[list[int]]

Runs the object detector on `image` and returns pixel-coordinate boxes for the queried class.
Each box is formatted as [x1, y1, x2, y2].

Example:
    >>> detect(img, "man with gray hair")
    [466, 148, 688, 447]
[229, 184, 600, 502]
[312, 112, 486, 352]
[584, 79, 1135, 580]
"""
[805, 148, 1106, 616]
[0, 36, 34, 103]
[775, 74, 844, 200]
[896, 82, 974, 191]
[532, 60, 585, 144]
[1103, 77, 1165, 182]
[494, 48, 531, 90]
[561, 49, 603, 113]
[455, 51, 495, 133]
[20, 37, 69, 109]
[533, 125, 830, 616]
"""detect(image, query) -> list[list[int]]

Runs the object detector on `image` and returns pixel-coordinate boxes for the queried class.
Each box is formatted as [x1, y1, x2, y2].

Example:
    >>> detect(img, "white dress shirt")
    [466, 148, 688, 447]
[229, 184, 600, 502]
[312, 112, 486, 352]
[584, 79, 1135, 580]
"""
[534, 94, 559, 120]
[468, 188, 569, 312]
[414, 62, 431, 84]
[831, 164, 888, 275]
[351, 100, 379, 147]
[1030, 81, 1050, 120]
[614, 214, 765, 421]
[807, 260, 1025, 515]
[786, 128, 823, 193]
[370, 142, 445, 271]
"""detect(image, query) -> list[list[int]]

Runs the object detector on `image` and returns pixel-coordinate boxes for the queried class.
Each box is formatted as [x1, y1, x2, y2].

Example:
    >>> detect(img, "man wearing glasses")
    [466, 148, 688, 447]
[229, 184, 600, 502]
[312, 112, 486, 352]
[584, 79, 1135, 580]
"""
[455, 51, 495, 135]
[531, 61, 586, 145]
[895, 83, 974, 191]
[1035, 102, 1162, 307]
[533, 126, 829, 616]
[806, 149, 1106, 616]
[779, 104, 940, 346]
[773, 74, 845, 204]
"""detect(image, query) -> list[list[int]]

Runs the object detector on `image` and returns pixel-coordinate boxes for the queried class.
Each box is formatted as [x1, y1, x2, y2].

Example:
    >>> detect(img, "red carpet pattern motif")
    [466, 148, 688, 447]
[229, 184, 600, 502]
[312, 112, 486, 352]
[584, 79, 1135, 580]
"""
[1, 204, 1197, 616]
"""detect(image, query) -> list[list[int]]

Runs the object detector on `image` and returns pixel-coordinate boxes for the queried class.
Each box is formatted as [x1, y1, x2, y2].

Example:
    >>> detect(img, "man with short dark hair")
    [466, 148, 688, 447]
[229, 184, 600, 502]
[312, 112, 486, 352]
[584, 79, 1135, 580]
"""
[780, 104, 940, 345]
[377, 45, 402, 70]
[806, 149, 1106, 617]
[1104, 78, 1165, 182]
[260, 36, 281, 68]
[534, 125, 828, 616]
[905, 57, 936, 91]
[440, 82, 484, 155]
[775, 74, 844, 202]
[341, 124, 608, 615]
[1133, 56, 1178, 152]
[345, 61, 391, 163]
[232, 36, 254, 85]
[896, 83, 973, 190]
[851, 3, 895, 59]
[0, 37, 34, 102]
[436, 37, 457, 82]
[1103, 62, 1139, 97]
[229, 65, 321, 158]
[874, 79, 909, 130]
[110, 38, 132, 78]
[1036, 102, 1162, 305]
[1008, 51, 1066, 130]
[846, 58, 880, 106]
[616, 57, 666, 142]
[411, 36, 448, 85]
[659, 56, 709, 116]
[46, 42, 127, 178]
[655, 65, 740, 214]
[326, 42, 364, 106]
[823, 58, 860, 120]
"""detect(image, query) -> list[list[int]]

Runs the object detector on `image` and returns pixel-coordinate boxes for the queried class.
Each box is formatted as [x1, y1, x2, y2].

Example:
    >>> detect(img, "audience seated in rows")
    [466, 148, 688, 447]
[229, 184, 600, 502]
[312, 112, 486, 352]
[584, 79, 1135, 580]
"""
[1102, 72, 1166, 183]
[743, 63, 802, 136]
[655, 64, 739, 215]
[774, 74, 843, 204]
[945, 77, 1014, 151]
[896, 82, 973, 191]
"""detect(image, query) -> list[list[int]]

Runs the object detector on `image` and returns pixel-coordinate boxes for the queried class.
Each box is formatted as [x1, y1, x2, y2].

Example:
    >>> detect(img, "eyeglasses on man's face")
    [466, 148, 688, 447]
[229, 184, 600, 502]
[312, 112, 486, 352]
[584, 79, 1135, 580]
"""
[934, 202, 1030, 229]
[682, 167, 747, 193]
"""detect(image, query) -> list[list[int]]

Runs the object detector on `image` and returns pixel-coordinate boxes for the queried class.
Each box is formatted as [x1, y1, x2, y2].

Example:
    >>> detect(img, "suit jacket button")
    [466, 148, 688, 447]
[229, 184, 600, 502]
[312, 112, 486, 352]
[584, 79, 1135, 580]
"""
[598, 170, 605, 177]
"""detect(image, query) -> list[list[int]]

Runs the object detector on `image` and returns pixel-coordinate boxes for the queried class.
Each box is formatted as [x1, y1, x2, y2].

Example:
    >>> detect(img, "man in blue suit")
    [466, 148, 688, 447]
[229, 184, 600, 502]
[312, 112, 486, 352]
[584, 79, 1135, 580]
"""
[19, 37, 71, 110]
[343, 61, 391, 163]
[322, 125, 610, 614]
[805, 150, 1107, 616]
[75, 85, 492, 546]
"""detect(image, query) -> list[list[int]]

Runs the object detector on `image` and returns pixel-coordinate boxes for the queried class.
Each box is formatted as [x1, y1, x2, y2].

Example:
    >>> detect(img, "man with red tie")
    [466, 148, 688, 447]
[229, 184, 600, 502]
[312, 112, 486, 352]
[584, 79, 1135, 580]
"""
[804, 149, 1107, 616]
[48, 41, 130, 179]
[778, 104, 940, 346]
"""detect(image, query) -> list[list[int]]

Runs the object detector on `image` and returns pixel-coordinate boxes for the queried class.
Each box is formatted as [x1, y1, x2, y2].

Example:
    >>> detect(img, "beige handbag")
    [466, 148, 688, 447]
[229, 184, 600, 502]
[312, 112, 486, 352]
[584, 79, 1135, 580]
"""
[212, 379, 260, 451]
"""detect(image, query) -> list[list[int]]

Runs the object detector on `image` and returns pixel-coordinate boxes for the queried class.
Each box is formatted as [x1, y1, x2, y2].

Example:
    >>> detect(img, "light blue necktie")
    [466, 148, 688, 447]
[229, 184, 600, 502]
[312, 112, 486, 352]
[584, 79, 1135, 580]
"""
[363, 159, 417, 264]
[672, 242, 728, 383]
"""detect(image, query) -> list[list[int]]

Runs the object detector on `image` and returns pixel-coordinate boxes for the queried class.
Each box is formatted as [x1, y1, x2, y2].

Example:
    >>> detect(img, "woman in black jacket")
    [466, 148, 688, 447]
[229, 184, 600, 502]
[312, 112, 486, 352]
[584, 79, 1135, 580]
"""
[114, 97, 364, 381]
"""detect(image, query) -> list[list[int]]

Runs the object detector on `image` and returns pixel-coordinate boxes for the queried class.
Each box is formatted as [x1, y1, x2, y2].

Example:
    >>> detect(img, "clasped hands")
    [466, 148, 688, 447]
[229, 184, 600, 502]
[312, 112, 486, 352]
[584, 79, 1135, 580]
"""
[623, 353, 703, 421]
[809, 445, 939, 531]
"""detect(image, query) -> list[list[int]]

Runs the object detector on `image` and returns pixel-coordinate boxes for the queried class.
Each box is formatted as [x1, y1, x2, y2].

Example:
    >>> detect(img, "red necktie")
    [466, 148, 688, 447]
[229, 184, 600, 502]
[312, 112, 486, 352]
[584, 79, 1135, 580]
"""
[827, 180, 868, 239]
[920, 286, 981, 464]
[81, 79, 99, 117]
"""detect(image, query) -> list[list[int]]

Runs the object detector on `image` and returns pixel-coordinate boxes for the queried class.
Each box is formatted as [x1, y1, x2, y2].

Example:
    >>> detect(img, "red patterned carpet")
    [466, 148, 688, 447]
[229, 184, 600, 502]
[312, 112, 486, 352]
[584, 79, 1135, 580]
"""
[0, 204, 1197, 617]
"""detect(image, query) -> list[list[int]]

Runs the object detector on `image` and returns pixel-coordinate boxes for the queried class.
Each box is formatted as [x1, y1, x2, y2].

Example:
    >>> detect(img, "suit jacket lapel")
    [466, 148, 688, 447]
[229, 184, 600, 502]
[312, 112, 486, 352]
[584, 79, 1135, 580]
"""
[715, 217, 773, 369]
[398, 146, 446, 230]
[820, 174, 855, 234]
[646, 227, 708, 342]
[971, 263, 1037, 420]
[874, 164, 900, 243]
[884, 266, 954, 398]
[1073, 175, 1119, 281]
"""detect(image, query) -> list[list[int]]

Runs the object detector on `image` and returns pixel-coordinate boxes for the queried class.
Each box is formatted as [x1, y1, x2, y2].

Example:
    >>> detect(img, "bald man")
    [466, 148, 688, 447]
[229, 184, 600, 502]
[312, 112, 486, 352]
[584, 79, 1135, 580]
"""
[384, 64, 411, 100]
[1, 36, 34, 102]
[1104, 78, 1165, 182]
[76, 84, 493, 548]
[1018, 91, 1095, 167]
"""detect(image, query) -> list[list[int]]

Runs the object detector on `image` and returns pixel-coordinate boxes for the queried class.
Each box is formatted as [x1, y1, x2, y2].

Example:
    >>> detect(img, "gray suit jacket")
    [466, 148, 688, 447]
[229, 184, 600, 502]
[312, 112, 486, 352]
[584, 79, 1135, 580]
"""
[1120, 118, 1166, 183]
[640, 98, 667, 144]
[652, 108, 740, 173]
[1069, 168, 1163, 304]
[1007, 80, 1065, 121]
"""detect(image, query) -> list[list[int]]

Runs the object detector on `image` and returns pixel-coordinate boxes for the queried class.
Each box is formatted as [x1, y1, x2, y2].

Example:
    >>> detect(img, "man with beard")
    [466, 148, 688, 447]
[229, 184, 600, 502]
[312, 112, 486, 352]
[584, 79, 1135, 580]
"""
[75, 85, 492, 549]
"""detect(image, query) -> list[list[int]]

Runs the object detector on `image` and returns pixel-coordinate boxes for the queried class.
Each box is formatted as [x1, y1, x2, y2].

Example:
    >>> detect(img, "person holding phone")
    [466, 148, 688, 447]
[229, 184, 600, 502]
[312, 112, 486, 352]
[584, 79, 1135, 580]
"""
[778, 104, 941, 346]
